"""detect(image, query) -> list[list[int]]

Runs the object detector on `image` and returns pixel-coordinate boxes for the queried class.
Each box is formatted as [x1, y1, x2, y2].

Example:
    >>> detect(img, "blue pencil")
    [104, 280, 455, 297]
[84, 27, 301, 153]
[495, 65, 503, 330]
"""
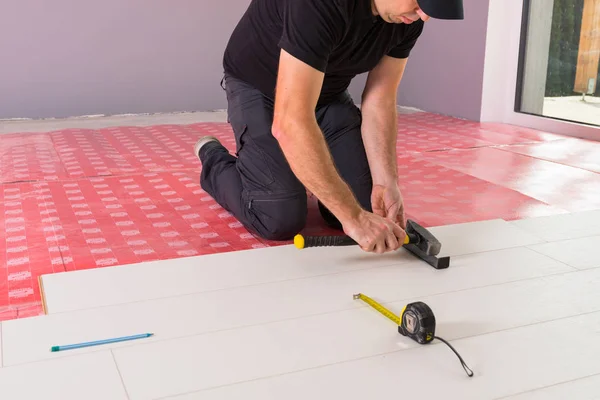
[50, 333, 154, 352]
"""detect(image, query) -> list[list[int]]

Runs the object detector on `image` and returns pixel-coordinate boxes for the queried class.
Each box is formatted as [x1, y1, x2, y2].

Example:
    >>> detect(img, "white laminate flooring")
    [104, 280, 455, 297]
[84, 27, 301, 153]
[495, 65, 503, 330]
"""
[1, 214, 600, 399]
[164, 312, 600, 400]
[3, 246, 572, 367]
[509, 209, 600, 241]
[500, 374, 600, 399]
[38, 219, 546, 314]
[0, 352, 128, 399]
[528, 235, 600, 270]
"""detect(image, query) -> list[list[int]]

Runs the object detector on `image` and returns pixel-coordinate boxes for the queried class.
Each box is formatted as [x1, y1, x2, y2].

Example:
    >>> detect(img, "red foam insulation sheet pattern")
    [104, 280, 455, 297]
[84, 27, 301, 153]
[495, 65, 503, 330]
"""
[2, 113, 599, 320]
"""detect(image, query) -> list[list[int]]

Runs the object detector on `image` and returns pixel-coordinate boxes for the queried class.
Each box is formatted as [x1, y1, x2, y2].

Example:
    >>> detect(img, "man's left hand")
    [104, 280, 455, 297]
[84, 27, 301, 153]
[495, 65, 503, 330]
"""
[371, 183, 406, 230]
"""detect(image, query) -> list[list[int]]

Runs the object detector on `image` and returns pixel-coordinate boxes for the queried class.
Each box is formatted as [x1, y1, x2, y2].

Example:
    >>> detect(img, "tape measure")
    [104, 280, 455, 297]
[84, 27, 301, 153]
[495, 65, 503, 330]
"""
[354, 293, 474, 377]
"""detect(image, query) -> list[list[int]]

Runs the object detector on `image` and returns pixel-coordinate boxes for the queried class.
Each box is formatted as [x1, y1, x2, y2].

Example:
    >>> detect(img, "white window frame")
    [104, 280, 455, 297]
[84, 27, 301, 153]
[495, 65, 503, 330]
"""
[480, 0, 599, 141]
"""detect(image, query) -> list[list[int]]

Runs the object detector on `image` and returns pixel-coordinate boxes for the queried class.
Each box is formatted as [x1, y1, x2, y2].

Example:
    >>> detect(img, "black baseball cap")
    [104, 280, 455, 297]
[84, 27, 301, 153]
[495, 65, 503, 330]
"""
[418, 0, 464, 19]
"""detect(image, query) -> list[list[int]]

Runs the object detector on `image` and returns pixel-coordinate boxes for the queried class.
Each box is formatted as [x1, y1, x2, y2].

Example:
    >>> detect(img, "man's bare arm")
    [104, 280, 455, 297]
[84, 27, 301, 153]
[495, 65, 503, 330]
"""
[360, 55, 408, 186]
[271, 49, 363, 224]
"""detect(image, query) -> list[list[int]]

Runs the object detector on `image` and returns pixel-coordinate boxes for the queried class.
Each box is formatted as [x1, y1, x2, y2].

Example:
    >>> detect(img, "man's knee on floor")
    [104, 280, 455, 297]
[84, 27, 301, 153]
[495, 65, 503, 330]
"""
[247, 191, 308, 241]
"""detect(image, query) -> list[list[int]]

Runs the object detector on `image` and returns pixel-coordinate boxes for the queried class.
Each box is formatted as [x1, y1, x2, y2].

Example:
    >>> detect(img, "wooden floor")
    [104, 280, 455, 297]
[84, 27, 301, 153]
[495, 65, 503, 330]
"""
[1, 211, 599, 399]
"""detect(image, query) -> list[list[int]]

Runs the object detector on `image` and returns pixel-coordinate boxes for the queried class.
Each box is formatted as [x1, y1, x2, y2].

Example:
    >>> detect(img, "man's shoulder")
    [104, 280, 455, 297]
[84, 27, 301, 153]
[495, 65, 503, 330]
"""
[289, 0, 365, 19]
[333, 0, 369, 18]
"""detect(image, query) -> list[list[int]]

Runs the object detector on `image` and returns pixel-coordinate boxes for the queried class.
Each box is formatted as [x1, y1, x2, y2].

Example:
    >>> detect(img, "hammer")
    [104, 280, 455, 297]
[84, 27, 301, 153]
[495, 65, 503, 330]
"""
[294, 219, 450, 269]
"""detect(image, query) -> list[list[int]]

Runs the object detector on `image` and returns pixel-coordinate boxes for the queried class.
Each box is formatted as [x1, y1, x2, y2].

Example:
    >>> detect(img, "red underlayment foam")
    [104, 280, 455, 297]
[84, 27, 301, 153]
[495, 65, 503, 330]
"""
[1, 112, 599, 321]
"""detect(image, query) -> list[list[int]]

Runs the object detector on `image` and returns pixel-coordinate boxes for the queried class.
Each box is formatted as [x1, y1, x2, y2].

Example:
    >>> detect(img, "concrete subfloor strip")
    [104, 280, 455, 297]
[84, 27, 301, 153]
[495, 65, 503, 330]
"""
[0, 106, 423, 135]
[0, 111, 229, 135]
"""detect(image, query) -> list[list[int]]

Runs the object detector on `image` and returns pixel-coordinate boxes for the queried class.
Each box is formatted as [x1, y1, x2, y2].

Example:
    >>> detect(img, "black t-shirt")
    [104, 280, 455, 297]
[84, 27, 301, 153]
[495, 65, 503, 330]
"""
[223, 0, 424, 104]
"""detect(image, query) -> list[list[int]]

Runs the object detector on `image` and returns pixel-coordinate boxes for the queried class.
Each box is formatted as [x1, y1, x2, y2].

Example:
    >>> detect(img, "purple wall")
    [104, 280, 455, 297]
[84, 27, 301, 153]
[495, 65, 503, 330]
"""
[0, 0, 489, 121]
[0, 0, 249, 119]
[395, 0, 490, 121]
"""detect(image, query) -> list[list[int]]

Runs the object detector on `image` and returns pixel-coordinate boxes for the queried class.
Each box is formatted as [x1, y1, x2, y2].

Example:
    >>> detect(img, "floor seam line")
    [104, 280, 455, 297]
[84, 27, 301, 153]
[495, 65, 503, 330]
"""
[111, 350, 131, 400]
[45, 260, 422, 314]
[525, 245, 588, 270]
[491, 371, 600, 399]
[46, 243, 566, 316]
[495, 145, 600, 174]
[37, 268, 585, 355]
[150, 308, 600, 399]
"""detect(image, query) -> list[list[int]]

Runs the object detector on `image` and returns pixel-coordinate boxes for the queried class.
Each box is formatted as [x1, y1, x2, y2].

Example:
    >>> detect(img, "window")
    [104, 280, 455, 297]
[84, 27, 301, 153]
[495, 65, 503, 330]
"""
[515, 0, 600, 127]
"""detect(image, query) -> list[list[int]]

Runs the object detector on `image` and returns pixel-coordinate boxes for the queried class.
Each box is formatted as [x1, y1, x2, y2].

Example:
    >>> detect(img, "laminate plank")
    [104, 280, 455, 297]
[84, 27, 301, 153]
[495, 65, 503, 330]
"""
[0, 351, 128, 400]
[113, 267, 600, 399]
[161, 312, 600, 400]
[40, 219, 546, 314]
[2, 247, 571, 366]
[529, 235, 600, 270]
[510, 209, 600, 241]
[500, 374, 600, 399]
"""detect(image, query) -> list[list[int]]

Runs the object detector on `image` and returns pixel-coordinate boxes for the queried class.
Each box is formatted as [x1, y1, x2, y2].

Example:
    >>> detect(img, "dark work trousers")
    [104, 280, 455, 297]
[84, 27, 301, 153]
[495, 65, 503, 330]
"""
[199, 74, 373, 241]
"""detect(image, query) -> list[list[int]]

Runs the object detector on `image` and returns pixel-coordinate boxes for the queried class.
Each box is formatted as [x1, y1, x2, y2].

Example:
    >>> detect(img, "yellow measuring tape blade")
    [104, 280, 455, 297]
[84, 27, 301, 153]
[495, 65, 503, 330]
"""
[353, 293, 401, 325]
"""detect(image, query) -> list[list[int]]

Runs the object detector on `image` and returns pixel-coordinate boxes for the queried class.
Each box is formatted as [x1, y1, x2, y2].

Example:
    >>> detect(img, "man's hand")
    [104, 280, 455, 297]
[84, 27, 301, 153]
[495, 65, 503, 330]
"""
[371, 183, 406, 230]
[343, 209, 405, 253]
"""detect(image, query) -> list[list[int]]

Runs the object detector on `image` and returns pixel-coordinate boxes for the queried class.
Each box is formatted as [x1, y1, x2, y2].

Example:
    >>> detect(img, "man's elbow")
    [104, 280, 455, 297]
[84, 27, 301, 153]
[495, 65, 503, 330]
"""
[271, 108, 311, 144]
[271, 116, 289, 142]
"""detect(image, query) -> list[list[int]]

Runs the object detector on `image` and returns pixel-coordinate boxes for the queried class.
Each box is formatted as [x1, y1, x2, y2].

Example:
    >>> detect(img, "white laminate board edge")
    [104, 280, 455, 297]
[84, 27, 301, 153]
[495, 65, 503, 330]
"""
[121, 311, 600, 400]
[509, 209, 600, 242]
[40, 218, 549, 314]
[528, 235, 600, 270]
[39, 241, 416, 314]
[425, 218, 546, 257]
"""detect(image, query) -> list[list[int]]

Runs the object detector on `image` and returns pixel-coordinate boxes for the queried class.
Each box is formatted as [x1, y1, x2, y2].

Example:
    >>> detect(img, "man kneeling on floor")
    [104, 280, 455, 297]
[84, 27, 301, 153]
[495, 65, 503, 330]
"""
[194, 0, 464, 254]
